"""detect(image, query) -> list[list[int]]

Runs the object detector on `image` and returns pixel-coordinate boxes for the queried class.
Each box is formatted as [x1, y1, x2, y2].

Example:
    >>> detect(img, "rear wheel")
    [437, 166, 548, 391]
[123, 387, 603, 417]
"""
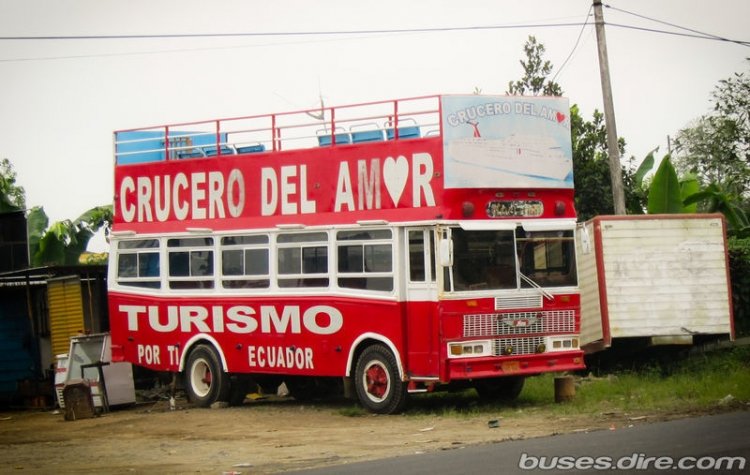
[354, 344, 407, 414]
[184, 344, 230, 407]
[474, 376, 525, 402]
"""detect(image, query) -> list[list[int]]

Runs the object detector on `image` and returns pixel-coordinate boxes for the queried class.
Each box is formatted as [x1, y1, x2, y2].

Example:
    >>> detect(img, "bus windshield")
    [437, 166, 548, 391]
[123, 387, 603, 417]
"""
[448, 227, 577, 292]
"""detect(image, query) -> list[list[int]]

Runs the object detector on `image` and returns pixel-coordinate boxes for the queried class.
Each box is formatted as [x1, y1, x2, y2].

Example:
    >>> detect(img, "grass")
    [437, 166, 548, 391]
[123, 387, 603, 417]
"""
[556, 346, 750, 414]
[339, 346, 750, 418]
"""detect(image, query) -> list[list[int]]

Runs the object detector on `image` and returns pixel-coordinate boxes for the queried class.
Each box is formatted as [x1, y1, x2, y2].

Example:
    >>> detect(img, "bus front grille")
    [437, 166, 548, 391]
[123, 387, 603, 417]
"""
[463, 310, 576, 337]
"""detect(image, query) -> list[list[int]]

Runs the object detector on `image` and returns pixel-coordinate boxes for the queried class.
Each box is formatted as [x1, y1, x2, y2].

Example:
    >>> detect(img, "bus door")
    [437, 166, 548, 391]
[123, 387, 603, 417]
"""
[404, 227, 439, 377]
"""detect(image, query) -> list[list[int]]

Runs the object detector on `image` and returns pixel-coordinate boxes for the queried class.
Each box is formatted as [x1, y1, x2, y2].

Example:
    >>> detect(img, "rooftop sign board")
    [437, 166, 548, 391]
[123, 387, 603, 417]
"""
[441, 95, 573, 189]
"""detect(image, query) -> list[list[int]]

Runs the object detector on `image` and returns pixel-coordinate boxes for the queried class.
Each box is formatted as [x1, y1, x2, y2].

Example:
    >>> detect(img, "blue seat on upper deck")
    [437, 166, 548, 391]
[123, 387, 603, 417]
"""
[177, 150, 206, 159]
[317, 128, 351, 146]
[385, 118, 421, 140]
[385, 126, 421, 140]
[204, 146, 236, 157]
[236, 143, 266, 154]
[350, 123, 384, 143]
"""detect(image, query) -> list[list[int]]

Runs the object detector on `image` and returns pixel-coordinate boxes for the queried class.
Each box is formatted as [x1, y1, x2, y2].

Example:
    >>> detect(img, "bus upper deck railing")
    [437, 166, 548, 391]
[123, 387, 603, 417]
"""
[114, 95, 442, 165]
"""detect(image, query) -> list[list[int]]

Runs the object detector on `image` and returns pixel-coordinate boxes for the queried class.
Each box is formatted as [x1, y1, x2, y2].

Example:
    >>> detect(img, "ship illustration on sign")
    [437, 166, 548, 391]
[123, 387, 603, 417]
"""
[447, 121, 573, 181]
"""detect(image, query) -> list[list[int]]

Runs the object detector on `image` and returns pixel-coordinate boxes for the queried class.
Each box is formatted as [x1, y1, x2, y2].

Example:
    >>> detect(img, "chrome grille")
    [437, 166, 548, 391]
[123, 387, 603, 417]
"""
[463, 310, 576, 337]
[495, 295, 542, 310]
[493, 336, 546, 356]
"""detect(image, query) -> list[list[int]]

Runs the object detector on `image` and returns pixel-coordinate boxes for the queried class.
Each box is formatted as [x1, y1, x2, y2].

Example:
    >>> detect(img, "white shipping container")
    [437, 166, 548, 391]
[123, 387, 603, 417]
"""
[575, 214, 734, 353]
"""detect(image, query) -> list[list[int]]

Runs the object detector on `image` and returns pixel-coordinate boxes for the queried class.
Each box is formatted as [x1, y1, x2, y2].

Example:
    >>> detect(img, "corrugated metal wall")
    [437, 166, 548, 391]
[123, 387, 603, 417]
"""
[48, 276, 85, 359]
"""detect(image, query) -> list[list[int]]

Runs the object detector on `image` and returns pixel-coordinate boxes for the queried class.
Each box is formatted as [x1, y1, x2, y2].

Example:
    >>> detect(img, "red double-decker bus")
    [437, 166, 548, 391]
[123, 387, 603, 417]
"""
[108, 94, 584, 413]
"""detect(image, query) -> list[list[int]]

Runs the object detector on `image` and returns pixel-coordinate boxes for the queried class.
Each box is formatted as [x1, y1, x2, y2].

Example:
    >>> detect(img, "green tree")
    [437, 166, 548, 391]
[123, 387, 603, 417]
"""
[672, 63, 750, 199]
[673, 115, 749, 195]
[507, 36, 563, 97]
[570, 106, 630, 220]
[713, 67, 749, 160]
[667, 64, 750, 236]
[505, 37, 644, 221]
[0, 158, 26, 212]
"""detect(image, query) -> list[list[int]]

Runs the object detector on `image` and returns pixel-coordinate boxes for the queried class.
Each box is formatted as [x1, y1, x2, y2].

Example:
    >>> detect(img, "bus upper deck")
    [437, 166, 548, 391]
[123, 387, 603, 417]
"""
[114, 96, 442, 165]
[112, 94, 576, 235]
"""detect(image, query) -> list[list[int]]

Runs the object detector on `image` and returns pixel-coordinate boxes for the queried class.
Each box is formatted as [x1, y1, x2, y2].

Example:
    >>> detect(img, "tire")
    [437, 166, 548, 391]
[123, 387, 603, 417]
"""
[184, 344, 230, 407]
[474, 376, 525, 402]
[354, 344, 407, 414]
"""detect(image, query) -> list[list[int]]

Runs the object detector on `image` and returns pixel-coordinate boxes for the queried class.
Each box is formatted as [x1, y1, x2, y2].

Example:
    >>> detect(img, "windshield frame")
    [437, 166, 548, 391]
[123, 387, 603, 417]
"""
[441, 223, 578, 294]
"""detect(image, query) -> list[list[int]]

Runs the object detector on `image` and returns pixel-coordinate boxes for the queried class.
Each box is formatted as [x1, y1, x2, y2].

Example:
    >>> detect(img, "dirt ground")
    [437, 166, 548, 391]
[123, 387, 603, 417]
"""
[0, 394, 707, 475]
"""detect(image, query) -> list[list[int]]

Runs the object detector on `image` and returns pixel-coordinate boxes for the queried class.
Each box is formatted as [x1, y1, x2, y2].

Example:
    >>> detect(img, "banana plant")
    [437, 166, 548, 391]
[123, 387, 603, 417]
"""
[27, 205, 113, 266]
[646, 155, 684, 214]
[684, 184, 750, 237]
[633, 149, 656, 190]
[645, 154, 749, 236]
[679, 173, 702, 213]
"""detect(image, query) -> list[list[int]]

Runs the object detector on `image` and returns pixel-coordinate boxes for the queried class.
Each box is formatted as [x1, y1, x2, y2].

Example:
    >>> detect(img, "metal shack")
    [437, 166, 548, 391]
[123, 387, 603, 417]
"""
[575, 214, 734, 353]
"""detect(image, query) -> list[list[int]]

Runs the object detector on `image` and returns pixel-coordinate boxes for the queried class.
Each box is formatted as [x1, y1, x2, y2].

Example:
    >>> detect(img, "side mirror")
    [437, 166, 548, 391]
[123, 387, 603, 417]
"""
[439, 238, 453, 267]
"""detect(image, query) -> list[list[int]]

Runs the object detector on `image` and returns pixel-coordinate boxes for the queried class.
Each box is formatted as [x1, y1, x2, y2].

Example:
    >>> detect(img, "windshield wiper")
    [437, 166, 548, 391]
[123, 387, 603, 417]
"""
[519, 272, 554, 301]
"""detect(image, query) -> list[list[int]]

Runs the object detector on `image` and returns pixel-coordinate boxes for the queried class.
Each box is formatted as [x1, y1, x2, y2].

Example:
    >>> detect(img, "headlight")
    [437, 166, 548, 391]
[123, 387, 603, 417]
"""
[547, 337, 580, 352]
[448, 340, 491, 358]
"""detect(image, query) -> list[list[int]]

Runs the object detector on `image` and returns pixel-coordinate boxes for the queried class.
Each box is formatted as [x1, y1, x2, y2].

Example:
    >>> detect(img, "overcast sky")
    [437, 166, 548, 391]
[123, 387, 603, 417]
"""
[1, 0, 748, 251]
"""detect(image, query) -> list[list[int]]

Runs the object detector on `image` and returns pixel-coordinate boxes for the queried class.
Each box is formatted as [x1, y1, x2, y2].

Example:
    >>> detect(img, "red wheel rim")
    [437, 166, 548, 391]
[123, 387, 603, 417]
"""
[364, 362, 389, 401]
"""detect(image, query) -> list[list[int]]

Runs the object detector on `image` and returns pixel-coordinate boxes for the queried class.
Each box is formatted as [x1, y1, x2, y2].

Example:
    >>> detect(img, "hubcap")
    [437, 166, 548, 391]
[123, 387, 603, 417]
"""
[362, 360, 390, 402]
[190, 358, 212, 398]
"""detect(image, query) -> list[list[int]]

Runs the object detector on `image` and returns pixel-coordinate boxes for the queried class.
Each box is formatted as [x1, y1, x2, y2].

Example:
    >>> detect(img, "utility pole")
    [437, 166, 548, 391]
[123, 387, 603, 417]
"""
[593, 0, 626, 215]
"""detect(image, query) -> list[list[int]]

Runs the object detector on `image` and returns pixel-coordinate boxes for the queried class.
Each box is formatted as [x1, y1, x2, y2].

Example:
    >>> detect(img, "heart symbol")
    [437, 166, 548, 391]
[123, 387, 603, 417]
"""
[556, 112, 566, 123]
[383, 156, 409, 206]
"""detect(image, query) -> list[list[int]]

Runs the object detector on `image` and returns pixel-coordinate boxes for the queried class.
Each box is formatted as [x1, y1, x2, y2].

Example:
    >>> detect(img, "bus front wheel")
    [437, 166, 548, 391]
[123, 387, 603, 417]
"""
[184, 344, 230, 407]
[354, 344, 407, 414]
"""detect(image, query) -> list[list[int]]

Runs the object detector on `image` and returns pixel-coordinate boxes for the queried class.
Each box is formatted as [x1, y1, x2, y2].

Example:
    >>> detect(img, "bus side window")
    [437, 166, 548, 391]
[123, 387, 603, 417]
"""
[277, 232, 329, 288]
[118, 254, 137, 278]
[220, 235, 270, 289]
[116, 239, 161, 289]
[167, 237, 215, 290]
[139, 252, 160, 277]
[337, 229, 393, 292]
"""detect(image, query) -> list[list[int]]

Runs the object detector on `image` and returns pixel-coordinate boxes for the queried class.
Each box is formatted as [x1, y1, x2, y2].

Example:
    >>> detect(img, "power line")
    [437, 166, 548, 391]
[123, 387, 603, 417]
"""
[0, 22, 589, 41]
[606, 22, 750, 47]
[1, 14, 746, 46]
[604, 3, 750, 48]
[551, 5, 594, 84]
[0, 21, 593, 64]
[2, 14, 747, 63]
[0, 32, 395, 63]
